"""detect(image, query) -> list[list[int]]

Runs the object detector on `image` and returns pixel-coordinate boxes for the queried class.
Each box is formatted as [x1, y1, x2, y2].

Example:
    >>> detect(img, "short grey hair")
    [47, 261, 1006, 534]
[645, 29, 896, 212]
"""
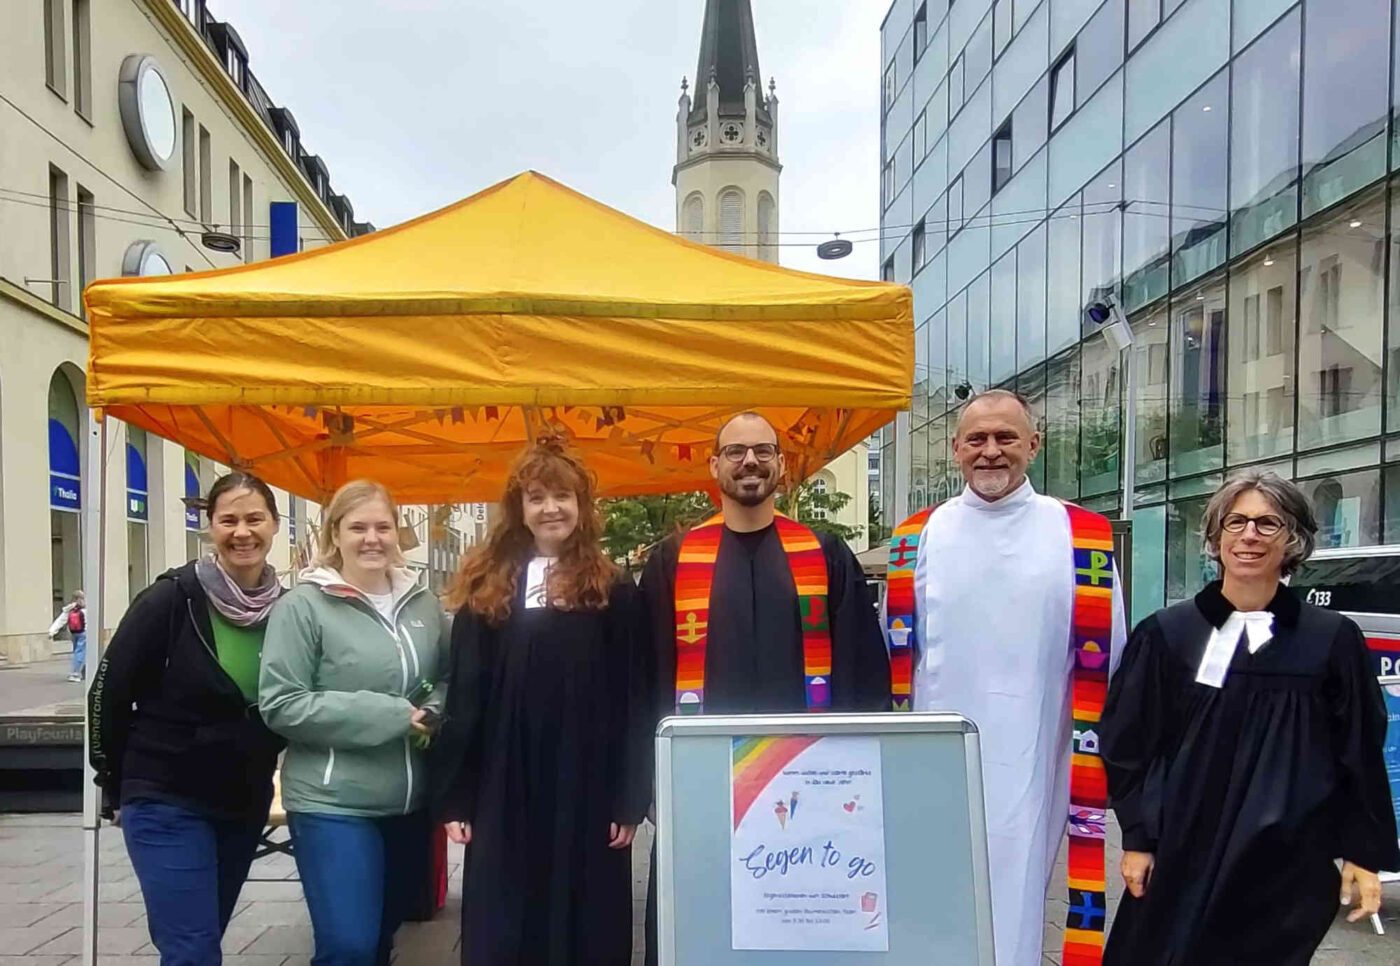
[1201, 470, 1318, 576]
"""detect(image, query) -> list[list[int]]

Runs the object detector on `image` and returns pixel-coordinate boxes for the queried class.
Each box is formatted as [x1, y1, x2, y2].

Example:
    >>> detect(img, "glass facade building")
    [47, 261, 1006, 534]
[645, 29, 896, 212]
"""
[879, 0, 1400, 622]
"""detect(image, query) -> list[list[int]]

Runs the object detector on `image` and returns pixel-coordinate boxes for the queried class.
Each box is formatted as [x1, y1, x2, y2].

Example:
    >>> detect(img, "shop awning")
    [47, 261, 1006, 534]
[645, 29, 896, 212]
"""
[84, 171, 912, 503]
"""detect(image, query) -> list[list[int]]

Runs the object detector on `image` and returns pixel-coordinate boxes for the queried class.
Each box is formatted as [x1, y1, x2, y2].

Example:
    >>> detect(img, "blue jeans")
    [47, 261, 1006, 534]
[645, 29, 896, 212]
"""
[70, 631, 86, 677]
[121, 799, 263, 966]
[288, 810, 428, 966]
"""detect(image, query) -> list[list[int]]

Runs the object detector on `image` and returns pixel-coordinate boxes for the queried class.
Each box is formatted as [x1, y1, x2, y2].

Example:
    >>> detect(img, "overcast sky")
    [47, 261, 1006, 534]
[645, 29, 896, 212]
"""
[221, 0, 890, 279]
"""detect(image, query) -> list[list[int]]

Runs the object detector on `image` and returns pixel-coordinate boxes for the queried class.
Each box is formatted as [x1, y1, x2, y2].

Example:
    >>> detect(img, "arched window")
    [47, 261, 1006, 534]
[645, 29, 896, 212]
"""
[47, 369, 82, 616]
[683, 193, 705, 242]
[126, 425, 150, 601]
[809, 473, 833, 521]
[757, 192, 776, 261]
[718, 187, 744, 253]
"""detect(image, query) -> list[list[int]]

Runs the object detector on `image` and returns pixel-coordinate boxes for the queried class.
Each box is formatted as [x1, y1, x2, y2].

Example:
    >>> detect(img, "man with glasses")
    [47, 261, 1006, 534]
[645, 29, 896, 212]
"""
[883, 390, 1127, 966]
[639, 411, 890, 965]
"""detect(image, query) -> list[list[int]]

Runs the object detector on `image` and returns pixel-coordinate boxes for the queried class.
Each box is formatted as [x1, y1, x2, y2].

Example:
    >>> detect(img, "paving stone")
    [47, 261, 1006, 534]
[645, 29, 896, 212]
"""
[33, 924, 150, 955]
[241, 923, 313, 955]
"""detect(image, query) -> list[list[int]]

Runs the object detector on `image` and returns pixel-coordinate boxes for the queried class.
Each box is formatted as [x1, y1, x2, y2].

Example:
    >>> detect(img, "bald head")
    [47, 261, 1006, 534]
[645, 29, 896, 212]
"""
[953, 390, 1041, 501]
[714, 411, 778, 452]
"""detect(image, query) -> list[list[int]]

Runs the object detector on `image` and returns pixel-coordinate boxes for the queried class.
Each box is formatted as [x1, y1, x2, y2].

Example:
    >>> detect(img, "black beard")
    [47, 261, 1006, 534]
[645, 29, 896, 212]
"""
[720, 471, 776, 507]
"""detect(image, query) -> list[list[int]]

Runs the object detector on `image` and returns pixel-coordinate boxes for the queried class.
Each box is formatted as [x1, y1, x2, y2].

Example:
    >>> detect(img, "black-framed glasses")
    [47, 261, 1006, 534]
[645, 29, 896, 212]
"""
[1221, 512, 1285, 537]
[719, 443, 780, 463]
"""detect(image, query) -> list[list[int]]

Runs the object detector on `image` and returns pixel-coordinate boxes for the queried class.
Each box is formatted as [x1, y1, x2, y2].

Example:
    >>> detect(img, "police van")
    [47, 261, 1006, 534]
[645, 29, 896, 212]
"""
[1290, 545, 1400, 676]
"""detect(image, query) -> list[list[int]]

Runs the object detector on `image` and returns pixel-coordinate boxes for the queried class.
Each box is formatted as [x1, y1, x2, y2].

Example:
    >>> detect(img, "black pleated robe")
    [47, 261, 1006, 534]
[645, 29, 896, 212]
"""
[1100, 581, 1399, 966]
[431, 578, 653, 966]
[637, 524, 892, 966]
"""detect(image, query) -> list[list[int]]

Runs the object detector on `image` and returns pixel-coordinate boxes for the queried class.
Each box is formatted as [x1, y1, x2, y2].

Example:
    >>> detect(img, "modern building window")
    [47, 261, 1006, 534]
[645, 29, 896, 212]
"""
[946, 288, 968, 404]
[48, 166, 71, 311]
[1298, 189, 1385, 449]
[1018, 363, 1048, 490]
[1123, 120, 1170, 311]
[911, 421, 930, 510]
[882, 159, 896, 209]
[1047, 196, 1081, 355]
[949, 55, 965, 115]
[1131, 502, 1167, 622]
[1389, 182, 1400, 432]
[965, 16, 993, 94]
[1169, 277, 1226, 477]
[181, 109, 197, 216]
[914, 110, 928, 164]
[1171, 72, 1228, 286]
[228, 160, 242, 242]
[757, 192, 775, 260]
[126, 425, 150, 603]
[1082, 163, 1122, 333]
[967, 271, 991, 395]
[1128, 0, 1160, 51]
[994, 0, 1013, 59]
[1301, 0, 1388, 216]
[72, 0, 91, 118]
[990, 250, 1017, 385]
[76, 186, 94, 318]
[991, 120, 1013, 194]
[1045, 348, 1081, 500]
[44, 0, 66, 98]
[1076, 0, 1124, 104]
[914, 3, 929, 60]
[1300, 470, 1381, 549]
[1131, 304, 1169, 485]
[1015, 224, 1048, 371]
[1167, 494, 1215, 604]
[1227, 246, 1296, 464]
[718, 188, 744, 253]
[927, 193, 948, 258]
[883, 63, 897, 113]
[243, 173, 254, 262]
[947, 175, 964, 235]
[913, 322, 930, 423]
[1013, 74, 1049, 168]
[1230, 10, 1300, 256]
[1080, 334, 1120, 496]
[198, 125, 212, 224]
[1049, 48, 1075, 132]
[929, 307, 948, 414]
[882, 257, 896, 282]
[912, 220, 927, 271]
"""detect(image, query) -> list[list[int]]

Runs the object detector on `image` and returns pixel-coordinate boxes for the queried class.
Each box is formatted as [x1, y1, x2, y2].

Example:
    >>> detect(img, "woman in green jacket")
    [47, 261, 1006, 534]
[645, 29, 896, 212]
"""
[260, 479, 448, 966]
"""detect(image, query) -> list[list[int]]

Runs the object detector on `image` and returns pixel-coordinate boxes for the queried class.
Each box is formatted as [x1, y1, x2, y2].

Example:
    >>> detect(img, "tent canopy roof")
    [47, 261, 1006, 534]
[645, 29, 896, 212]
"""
[84, 171, 912, 504]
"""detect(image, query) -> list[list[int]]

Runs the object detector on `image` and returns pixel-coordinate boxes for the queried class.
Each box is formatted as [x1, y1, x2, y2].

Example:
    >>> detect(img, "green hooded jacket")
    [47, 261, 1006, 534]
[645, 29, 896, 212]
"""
[259, 565, 450, 817]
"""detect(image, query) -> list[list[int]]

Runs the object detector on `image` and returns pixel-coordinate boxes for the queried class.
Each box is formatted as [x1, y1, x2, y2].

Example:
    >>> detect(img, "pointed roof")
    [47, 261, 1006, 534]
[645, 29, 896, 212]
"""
[83, 171, 912, 503]
[692, 0, 767, 119]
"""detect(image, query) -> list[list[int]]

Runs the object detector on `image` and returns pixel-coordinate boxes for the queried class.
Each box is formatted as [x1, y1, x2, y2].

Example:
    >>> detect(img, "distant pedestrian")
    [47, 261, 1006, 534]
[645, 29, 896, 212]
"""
[89, 472, 287, 966]
[48, 590, 87, 682]
[261, 479, 450, 966]
[1101, 470, 1400, 965]
[431, 437, 652, 966]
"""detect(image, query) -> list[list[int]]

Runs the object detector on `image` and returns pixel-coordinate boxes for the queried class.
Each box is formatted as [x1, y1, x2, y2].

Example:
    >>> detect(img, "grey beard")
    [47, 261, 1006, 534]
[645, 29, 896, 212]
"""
[970, 468, 1013, 498]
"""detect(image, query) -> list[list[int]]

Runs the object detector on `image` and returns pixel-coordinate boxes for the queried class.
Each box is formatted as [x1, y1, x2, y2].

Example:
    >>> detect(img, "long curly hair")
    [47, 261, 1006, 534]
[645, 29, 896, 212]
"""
[446, 437, 616, 624]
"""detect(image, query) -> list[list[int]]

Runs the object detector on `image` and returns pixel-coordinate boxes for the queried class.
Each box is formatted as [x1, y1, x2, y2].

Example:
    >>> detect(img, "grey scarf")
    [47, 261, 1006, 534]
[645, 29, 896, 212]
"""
[195, 556, 282, 627]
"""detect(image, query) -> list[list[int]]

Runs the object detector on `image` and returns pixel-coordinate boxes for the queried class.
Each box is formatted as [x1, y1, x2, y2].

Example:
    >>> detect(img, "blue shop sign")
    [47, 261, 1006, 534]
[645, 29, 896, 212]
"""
[48, 419, 80, 512]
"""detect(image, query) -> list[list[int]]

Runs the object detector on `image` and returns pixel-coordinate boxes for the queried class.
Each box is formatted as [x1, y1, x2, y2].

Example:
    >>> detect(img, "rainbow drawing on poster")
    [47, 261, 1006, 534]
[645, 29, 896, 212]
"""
[731, 735, 822, 831]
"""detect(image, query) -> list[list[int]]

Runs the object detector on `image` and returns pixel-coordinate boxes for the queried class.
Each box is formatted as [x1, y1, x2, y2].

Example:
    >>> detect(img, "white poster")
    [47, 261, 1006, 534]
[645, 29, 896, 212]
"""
[729, 735, 889, 951]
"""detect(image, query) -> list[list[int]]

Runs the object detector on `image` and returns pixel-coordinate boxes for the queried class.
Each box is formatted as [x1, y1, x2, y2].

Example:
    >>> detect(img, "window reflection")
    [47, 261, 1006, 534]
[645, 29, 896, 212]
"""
[1018, 363, 1048, 491]
[946, 288, 969, 404]
[1131, 304, 1169, 485]
[1229, 10, 1299, 255]
[912, 421, 930, 513]
[1080, 334, 1120, 496]
[1123, 121, 1170, 311]
[1045, 348, 1081, 499]
[990, 252, 1017, 385]
[1299, 470, 1381, 548]
[1226, 246, 1297, 464]
[1082, 163, 1122, 337]
[914, 321, 929, 423]
[1169, 277, 1226, 476]
[930, 307, 949, 416]
[1048, 197, 1081, 355]
[1297, 189, 1385, 449]
[967, 271, 991, 395]
[1167, 495, 1214, 604]
[1171, 72, 1228, 286]
[1016, 224, 1048, 370]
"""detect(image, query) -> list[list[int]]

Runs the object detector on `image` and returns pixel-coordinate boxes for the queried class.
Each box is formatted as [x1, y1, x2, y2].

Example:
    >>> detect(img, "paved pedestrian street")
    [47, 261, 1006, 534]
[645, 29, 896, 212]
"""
[0, 814, 1394, 964]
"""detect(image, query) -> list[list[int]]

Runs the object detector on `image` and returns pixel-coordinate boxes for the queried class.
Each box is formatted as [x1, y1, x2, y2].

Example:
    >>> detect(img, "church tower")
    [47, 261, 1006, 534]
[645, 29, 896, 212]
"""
[673, 0, 781, 264]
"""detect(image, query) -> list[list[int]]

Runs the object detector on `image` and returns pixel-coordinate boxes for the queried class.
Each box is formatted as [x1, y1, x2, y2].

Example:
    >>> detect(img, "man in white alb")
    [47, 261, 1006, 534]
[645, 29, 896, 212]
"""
[892, 390, 1127, 966]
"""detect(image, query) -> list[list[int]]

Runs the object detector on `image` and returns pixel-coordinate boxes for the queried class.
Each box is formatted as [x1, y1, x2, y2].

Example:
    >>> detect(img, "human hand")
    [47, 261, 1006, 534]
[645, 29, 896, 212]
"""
[1340, 861, 1382, 923]
[410, 708, 432, 736]
[1121, 851, 1155, 899]
[609, 823, 637, 849]
[110, 809, 121, 828]
[445, 821, 472, 846]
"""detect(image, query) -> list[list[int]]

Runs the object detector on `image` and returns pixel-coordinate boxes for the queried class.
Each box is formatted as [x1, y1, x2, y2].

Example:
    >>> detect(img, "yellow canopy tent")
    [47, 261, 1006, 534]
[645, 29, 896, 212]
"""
[84, 171, 912, 503]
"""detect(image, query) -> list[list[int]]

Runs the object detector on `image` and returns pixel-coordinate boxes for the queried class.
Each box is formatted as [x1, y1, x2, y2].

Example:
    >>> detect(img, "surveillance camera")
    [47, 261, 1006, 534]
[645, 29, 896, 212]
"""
[954, 381, 973, 401]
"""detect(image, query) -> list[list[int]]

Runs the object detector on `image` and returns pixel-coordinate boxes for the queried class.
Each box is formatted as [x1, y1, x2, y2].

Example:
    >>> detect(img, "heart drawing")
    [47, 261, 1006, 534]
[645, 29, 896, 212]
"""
[843, 801, 856, 812]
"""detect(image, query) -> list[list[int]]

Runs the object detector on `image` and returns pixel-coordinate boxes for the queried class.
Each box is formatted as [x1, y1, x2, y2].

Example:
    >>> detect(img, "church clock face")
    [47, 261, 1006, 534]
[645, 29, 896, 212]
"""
[721, 121, 743, 144]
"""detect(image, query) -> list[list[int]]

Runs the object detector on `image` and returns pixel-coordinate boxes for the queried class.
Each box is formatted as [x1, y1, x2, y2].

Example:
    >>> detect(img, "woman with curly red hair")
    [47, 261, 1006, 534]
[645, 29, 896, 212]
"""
[431, 436, 653, 965]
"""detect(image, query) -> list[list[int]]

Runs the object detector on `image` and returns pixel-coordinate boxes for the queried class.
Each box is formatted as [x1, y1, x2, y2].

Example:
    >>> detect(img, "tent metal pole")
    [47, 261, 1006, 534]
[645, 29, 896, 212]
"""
[80, 414, 109, 966]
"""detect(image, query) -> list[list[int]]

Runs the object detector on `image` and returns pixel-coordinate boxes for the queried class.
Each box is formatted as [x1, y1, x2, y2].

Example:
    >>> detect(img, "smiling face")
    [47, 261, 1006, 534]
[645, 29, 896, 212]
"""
[522, 480, 580, 555]
[332, 497, 399, 578]
[710, 414, 785, 508]
[953, 395, 1041, 501]
[1217, 488, 1288, 584]
[209, 487, 278, 575]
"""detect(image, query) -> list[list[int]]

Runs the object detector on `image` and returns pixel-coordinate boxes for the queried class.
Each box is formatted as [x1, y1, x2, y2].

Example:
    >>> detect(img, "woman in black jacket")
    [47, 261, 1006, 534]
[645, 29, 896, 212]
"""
[89, 471, 286, 966]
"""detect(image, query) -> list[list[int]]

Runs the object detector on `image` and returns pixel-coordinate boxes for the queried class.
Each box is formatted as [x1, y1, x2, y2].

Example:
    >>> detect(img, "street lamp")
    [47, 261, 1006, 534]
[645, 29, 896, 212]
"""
[1086, 296, 1136, 521]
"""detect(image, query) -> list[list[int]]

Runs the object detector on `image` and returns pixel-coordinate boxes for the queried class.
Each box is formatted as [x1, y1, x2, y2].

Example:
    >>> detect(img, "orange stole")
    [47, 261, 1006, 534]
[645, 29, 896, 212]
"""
[673, 514, 832, 713]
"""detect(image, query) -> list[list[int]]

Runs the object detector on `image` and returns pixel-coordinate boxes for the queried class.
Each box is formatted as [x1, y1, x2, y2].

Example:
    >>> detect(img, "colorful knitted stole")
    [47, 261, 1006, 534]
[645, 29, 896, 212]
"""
[884, 506, 935, 710]
[674, 513, 832, 714]
[885, 500, 1115, 966]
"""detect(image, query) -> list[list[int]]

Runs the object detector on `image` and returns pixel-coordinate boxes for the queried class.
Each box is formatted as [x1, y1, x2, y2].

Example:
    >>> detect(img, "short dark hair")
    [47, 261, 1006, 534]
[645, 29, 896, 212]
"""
[713, 411, 779, 453]
[205, 471, 280, 523]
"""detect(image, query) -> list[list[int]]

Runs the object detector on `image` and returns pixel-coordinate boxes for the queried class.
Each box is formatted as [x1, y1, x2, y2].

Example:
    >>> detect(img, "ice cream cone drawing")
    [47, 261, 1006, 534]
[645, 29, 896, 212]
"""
[774, 800, 789, 828]
[789, 790, 799, 820]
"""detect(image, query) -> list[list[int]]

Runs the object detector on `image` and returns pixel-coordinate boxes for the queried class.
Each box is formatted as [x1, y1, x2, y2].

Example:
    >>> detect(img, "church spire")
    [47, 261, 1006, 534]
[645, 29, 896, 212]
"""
[691, 0, 764, 119]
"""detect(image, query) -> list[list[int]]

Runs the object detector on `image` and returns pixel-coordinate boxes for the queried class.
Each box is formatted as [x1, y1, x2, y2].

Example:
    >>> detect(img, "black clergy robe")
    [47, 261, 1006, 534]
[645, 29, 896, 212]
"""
[430, 578, 653, 966]
[1100, 581, 1399, 966]
[638, 523, 891, 966]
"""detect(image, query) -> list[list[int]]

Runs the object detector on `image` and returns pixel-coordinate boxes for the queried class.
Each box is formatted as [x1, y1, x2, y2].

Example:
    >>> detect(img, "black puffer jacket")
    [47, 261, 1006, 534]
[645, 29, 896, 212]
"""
[88, 562, 284, 821]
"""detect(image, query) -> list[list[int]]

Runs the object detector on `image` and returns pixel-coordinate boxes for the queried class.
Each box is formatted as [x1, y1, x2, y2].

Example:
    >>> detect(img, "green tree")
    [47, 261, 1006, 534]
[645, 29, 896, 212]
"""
[778, 482, 863, 543]
[600, 492, 714, 564]
[868, 492, 890, 545]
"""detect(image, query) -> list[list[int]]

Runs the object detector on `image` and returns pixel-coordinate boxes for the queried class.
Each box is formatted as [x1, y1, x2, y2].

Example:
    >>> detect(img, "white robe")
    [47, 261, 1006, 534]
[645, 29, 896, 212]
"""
[913, 481, 1126, 966]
